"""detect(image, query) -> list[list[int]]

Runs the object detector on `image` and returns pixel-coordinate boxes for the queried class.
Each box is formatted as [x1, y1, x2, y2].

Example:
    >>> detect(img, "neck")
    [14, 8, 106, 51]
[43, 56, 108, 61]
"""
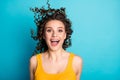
[46, 48, 66, 62]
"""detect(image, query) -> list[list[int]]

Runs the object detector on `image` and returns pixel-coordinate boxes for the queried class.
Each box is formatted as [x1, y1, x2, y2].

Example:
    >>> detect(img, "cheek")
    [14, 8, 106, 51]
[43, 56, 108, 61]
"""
[44, 33, 51, 40]
[63, 33, 66, 39]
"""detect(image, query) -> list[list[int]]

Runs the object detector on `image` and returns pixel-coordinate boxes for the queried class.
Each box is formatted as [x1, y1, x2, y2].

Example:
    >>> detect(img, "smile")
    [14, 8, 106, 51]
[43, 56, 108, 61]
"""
[50, 40, 60, 46]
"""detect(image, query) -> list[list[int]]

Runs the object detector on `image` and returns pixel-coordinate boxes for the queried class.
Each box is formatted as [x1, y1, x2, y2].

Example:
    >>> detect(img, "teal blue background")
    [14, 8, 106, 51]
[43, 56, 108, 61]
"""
[0, 0, 120, 80]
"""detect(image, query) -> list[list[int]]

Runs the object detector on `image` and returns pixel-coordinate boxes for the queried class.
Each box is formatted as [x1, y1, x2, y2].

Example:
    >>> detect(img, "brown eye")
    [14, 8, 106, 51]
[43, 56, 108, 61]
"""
[46, 29, 52, 32]
[58, 29, 63, 32]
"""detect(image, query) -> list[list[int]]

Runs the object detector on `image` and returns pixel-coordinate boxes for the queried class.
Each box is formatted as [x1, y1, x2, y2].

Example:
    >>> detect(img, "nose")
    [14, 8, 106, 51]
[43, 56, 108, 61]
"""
[52, 31, 57, 37]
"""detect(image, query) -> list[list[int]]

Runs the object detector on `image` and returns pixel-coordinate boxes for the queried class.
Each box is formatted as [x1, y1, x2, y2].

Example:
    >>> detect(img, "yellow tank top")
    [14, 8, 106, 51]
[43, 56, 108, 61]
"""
[35, 53, 76, 80]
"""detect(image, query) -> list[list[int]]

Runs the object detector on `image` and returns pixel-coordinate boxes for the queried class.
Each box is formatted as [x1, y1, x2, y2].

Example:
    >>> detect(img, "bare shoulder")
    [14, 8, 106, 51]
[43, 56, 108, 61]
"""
[29, 55, 37, 71]
[30, 55, 37, 64]
[72, 54, 82, 75]
[73, 54, 82, 65]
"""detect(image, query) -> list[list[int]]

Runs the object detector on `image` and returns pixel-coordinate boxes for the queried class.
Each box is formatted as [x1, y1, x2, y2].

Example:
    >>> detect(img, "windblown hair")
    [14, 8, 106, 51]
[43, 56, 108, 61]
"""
[30, 7, 73, 54]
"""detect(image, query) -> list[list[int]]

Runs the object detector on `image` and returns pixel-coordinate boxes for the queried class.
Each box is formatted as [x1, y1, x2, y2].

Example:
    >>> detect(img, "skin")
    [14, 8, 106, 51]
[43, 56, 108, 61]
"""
[30, 20, 82, 80]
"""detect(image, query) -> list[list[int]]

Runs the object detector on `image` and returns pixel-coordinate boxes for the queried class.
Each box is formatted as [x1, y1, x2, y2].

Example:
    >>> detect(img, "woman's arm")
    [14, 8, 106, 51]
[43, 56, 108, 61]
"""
[29, 55, 37, 80]
[73, 55, 82, 80]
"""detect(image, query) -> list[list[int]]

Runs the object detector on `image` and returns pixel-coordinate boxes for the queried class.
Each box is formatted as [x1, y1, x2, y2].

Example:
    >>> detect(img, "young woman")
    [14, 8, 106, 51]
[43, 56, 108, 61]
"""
[30, 8, 82, 80]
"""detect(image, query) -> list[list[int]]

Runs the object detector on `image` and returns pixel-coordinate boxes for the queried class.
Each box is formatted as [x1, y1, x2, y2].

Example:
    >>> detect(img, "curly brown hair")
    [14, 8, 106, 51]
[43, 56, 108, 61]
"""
[31, 7, 73, 54]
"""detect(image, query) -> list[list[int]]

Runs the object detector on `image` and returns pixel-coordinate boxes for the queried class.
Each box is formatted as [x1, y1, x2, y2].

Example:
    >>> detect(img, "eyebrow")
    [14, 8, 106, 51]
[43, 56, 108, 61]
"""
[45, 27, 65, 29]
[58, 27, 64, 28]
[45, 27, 51, 28]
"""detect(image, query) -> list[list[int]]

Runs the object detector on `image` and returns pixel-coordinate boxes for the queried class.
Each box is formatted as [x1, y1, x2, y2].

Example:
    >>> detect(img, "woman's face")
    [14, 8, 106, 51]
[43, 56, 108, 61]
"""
[44, 20, 66, 51]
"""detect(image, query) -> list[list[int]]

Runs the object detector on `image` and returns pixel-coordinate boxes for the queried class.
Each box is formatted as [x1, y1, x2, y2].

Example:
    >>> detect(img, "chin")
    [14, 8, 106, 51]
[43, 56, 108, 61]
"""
[48, 45, 63, 51]
[49, 47, 60, 51]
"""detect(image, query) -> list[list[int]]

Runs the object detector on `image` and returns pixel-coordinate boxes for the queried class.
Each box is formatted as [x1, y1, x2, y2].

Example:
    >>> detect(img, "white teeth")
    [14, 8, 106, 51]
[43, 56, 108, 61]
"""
[51, 40, 59, 42]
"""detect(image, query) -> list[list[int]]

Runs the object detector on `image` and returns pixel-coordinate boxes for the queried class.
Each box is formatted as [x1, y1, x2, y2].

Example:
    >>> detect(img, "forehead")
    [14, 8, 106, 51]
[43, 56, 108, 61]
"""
[45, 20, 65, 28]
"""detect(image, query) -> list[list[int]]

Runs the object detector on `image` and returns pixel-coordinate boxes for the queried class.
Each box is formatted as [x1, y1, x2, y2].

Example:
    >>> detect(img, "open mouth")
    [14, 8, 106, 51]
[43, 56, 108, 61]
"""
[50, 40, 60, 46]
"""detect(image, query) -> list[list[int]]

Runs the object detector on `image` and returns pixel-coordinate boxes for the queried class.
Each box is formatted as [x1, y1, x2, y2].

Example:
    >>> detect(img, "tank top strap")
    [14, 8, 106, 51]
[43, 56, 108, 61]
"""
[35, 53, 43, 76]
[37, 53, 43, 67]
[66, 53, 75, 71]
[36, 54, 41, 64]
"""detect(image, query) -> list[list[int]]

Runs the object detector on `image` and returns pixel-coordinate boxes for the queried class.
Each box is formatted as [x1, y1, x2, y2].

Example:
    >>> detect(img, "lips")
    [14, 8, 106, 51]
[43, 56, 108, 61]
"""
[50, 40, 60, 46]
